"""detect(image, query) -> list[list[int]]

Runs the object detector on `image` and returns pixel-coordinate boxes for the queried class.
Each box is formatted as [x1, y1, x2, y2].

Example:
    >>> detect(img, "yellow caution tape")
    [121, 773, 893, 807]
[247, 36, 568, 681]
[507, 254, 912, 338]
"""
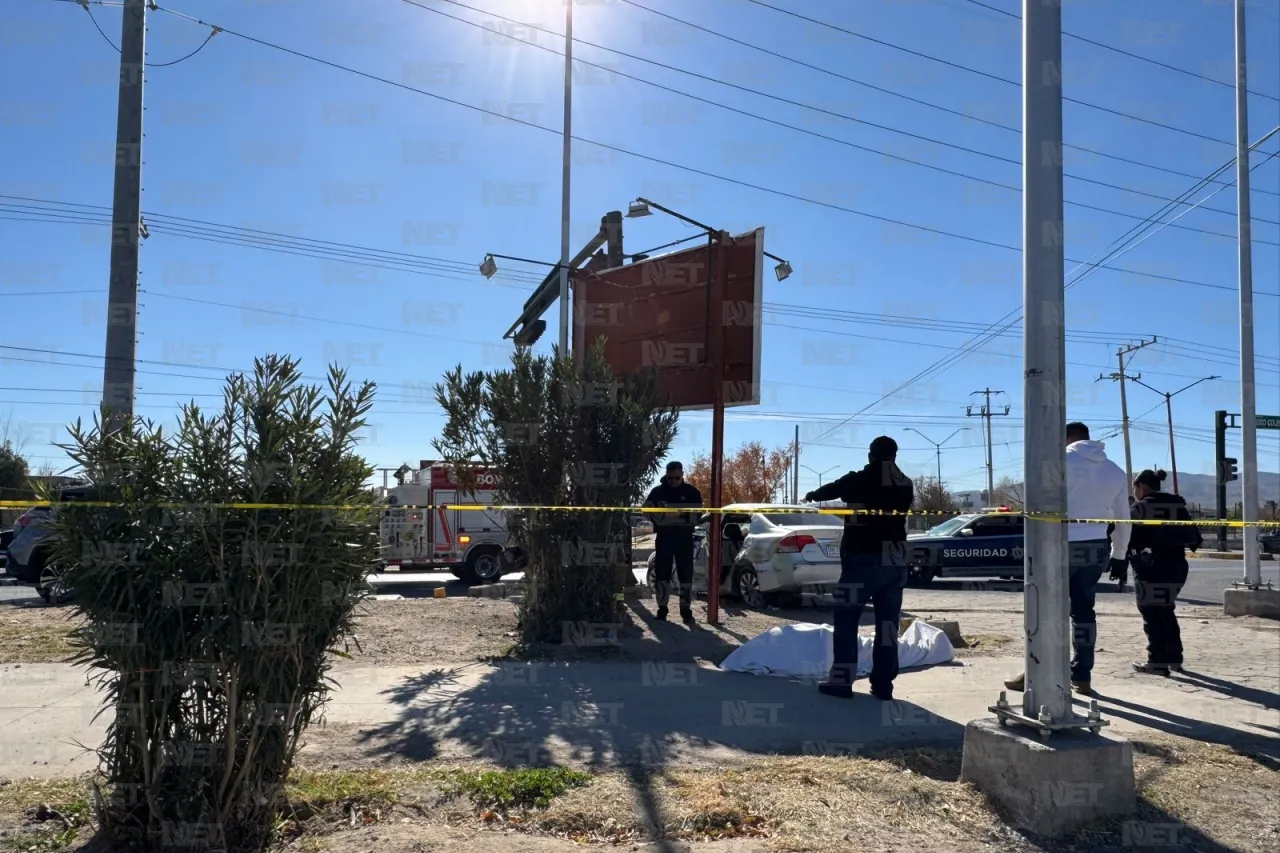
[1, 500, 1277, 527]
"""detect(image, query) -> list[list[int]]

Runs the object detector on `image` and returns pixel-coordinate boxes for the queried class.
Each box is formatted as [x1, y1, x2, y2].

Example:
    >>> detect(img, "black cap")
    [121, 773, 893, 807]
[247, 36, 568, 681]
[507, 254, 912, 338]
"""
[666, 461, 683, 472]
[869, 436, 898, 459]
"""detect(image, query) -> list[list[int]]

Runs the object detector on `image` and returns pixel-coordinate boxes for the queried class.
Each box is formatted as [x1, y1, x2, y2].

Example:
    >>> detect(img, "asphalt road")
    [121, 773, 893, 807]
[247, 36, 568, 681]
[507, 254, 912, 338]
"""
[3, 559, 1273, 608]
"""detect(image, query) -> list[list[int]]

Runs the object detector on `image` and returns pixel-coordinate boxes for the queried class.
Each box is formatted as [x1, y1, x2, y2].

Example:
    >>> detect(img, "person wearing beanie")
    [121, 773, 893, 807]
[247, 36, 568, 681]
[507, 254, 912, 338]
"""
[803, 435, 914, 701]
[1127, 468, 1201, 675]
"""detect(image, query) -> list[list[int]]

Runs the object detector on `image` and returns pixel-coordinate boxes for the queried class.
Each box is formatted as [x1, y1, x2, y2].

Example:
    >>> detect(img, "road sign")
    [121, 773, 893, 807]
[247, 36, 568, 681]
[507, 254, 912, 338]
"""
[1258, 415, 1280, 430]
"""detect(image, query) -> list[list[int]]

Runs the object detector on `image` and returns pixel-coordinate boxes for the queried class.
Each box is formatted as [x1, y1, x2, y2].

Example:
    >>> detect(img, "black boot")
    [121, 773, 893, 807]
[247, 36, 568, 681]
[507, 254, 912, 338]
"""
[655, 605, 668, 621]
[680, 605, 695, 624]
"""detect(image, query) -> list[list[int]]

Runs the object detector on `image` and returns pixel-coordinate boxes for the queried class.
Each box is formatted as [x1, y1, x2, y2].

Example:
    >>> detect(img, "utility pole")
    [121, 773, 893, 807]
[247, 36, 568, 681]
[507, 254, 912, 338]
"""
[101, 0, 147, 429]
[792, 424, 800, 503]
[1127, 375, 1219, 495]
[966, 389, 1009, 504]
[557, 0, 573, 356]
[998, 0, 1088, 733]
[1234, 0, 1262, 587]
[1096, 339, 1157, 484]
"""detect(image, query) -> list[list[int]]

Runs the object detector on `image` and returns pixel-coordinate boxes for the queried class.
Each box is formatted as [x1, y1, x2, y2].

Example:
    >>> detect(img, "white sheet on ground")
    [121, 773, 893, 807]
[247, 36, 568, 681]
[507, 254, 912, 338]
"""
[719, 620, 955, 678]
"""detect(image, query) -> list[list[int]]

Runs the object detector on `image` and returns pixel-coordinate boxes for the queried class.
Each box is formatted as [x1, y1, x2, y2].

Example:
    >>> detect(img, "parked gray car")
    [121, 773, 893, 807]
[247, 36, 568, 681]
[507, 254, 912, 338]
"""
[3, 484, 91, 604]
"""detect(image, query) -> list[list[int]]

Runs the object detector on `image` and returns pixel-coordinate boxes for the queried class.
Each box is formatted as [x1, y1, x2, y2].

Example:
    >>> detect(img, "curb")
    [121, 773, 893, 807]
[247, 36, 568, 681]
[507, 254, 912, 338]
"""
[1205, 552, 1276, 561]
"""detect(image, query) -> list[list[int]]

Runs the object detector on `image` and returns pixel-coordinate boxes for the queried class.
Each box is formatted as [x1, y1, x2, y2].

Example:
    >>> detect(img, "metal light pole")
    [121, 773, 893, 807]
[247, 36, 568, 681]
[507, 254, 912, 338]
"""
[997, 0, 1095, 733]
[801, 464, 838, 488]
[1127, 375, 1220, 496]
[1234, 0, 1262, 587]
[557, 0, 573, 355]
[905, 427, 969, 491]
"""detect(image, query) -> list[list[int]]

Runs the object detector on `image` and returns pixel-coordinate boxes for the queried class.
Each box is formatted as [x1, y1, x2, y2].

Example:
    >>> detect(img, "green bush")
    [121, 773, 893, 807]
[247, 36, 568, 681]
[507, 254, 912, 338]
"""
[48, 356, 378, 852]
[434, 341, 677, 643]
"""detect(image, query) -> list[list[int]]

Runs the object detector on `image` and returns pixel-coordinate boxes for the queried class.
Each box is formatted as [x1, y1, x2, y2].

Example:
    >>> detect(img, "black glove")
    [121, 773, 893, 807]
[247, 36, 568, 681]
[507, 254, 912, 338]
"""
[1108, 558, 1128, 581]
[804, 491, 816, 503]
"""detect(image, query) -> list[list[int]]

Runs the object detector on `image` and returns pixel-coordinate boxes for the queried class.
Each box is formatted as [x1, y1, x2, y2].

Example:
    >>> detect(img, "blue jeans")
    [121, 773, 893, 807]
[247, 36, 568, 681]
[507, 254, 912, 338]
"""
[1068, 540, 1109, 682]
[830, 552, 907, 691]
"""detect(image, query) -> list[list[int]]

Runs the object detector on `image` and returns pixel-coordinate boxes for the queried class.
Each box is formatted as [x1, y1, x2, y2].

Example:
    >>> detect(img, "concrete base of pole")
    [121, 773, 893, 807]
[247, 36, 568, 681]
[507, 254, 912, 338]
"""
[1223, 587, 1280, 618]
[960, 718, 1135, 837]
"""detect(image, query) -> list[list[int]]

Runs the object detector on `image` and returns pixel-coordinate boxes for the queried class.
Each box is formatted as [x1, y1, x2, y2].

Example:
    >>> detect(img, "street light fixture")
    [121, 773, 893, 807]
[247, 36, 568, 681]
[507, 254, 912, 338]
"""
[1127, 374, 1220, 495]
[800, 464, 839, 488]
[904, 426, 969, 490]
[626, 200, 652, 219]
[479, 254, 497, 279]
[773, 259, 792, 282]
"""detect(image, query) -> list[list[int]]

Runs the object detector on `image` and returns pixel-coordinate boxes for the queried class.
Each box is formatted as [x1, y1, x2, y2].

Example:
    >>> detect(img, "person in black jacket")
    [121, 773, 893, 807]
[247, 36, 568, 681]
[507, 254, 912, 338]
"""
[643, 461, 703, 623]
[1127, 469, 1201, 676]
[804, 436, 915, 700]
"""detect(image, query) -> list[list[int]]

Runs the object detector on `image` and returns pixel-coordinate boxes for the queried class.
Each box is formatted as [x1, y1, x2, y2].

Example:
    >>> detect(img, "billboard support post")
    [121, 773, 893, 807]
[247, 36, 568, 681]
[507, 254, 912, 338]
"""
[707, 231, 728, 625]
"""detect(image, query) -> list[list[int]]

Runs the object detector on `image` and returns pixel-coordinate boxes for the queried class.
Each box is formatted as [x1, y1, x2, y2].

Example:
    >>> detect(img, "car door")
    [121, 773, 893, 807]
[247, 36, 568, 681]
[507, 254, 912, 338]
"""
[967, 515, 1022, 577]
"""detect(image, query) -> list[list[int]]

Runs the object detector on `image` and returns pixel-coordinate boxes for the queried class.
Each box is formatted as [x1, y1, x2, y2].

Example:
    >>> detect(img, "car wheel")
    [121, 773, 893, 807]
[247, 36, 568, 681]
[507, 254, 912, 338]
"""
[907, 565, 936, 587]
[645, 563, 656, 592]
[36, 559, 72, 606]
[460, 548, 503, 585]
[734, 566, 767, 609]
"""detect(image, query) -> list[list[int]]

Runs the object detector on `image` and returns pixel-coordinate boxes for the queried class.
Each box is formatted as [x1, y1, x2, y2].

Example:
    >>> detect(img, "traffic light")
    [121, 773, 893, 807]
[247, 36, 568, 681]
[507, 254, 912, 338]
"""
[1219, 457, 1238, 483]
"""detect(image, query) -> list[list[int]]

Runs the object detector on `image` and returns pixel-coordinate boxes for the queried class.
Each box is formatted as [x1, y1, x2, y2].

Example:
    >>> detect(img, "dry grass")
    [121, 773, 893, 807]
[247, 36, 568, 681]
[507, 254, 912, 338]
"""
[955, 632, 1017, 656]
[1, 734, 1275, 853]
[0, 605, 80, 664]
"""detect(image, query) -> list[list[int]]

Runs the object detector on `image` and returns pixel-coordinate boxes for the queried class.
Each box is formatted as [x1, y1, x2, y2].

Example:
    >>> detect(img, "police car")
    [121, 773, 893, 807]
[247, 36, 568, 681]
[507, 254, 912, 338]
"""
[905, 508, 1025, 586]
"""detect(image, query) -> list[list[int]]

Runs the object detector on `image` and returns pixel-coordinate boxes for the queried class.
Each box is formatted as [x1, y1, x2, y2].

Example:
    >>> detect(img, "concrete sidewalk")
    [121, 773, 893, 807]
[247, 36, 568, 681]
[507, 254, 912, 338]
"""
[2, 654, 1276, 779]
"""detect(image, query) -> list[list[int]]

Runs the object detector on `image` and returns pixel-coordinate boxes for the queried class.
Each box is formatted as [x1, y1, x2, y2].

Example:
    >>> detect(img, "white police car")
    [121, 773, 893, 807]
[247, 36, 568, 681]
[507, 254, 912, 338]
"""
[904, 508, 1025, 586]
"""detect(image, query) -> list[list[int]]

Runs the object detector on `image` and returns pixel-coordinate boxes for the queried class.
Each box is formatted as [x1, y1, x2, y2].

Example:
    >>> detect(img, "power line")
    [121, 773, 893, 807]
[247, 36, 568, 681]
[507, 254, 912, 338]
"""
[801, 131, 1280, 447]
[420, 0, 1280, 227]
[742, 0, 1239, 147]
[139, 3, 1280, 269]
[6, 187, 1269, 296]
[614, 0, 1280, 198]
[954, 0, 1280, 104]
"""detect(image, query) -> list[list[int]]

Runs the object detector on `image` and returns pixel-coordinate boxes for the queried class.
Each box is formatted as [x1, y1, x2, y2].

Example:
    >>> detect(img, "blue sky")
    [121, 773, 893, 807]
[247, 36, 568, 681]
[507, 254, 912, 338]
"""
[2, 0, 1279, 499]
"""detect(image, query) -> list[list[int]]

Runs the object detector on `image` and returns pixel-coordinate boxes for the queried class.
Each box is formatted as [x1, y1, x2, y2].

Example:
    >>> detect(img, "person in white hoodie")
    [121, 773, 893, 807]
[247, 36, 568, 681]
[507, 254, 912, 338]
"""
[1005, 422, 1130, 695]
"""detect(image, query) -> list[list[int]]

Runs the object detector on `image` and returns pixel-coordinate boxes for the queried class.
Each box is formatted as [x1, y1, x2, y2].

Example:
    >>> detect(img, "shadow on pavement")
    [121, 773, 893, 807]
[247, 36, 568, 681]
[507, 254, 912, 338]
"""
[1171, 669, 1280, 711]
[354, 610, 965, 847]
[1077, 691, 1280, 770]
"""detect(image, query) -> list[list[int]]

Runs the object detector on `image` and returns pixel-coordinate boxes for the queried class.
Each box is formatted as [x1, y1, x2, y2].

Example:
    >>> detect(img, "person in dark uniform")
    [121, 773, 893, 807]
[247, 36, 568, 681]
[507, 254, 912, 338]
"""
[804, 436, 914, 700]
[643, 461, 703, 624]
[1127, 469, 1201, 675]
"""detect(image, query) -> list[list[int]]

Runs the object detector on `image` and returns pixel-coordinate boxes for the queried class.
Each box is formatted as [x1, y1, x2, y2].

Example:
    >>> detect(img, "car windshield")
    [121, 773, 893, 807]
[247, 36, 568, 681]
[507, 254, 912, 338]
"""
[761, 512, 843, 528]
[925, 515, 976, 537]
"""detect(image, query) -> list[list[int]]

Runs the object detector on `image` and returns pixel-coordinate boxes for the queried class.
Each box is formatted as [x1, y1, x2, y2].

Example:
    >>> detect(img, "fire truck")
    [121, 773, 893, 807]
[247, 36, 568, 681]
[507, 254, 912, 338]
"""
[377, 461, 510, 585]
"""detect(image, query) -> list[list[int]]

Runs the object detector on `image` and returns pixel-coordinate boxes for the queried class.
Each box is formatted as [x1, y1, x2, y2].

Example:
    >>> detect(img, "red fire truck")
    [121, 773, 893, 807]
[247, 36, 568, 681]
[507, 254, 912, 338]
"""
[378, 461, 510, 585]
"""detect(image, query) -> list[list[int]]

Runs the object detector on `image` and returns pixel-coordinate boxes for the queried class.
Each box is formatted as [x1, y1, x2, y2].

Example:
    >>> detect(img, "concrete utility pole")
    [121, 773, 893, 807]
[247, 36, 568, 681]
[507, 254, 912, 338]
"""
[967, 389, 1009, 504]
[1097, 339, 1157, 485]
[557, 0, 573, 356]
[1127, 375, 1219, 496]
[792, 424, 800, 503]
[1233, 0, 1263, 588]
[101, 0, 147, 429]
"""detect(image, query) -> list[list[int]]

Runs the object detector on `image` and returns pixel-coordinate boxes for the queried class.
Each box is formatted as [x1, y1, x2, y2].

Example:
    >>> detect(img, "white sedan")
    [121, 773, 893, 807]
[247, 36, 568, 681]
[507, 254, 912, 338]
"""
[645, 503, 844, 608]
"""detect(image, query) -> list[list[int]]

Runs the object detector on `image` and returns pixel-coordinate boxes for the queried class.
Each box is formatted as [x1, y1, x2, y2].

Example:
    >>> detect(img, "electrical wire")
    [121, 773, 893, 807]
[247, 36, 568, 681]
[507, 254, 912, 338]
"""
[143, 2, 1280, 262]
[419, 0, 1280, 226]
[953, 0, 1280, 104]
[614, 0, 1280, 198]
[742, 0, 1237, 147]
[801, 135, 1280, 447]
[73, 0, 220, 67]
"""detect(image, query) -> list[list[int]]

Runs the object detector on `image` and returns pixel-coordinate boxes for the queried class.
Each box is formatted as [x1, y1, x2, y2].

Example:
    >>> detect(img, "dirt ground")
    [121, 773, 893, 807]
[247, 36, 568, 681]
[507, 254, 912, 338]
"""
[2, 735, 1276, 853]
[5, 592, 1271, 670]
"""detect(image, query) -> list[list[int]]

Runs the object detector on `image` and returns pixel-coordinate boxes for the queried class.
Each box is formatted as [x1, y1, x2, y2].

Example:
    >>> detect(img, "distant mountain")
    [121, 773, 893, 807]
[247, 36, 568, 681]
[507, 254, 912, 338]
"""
[954, 472, 1279, 513]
